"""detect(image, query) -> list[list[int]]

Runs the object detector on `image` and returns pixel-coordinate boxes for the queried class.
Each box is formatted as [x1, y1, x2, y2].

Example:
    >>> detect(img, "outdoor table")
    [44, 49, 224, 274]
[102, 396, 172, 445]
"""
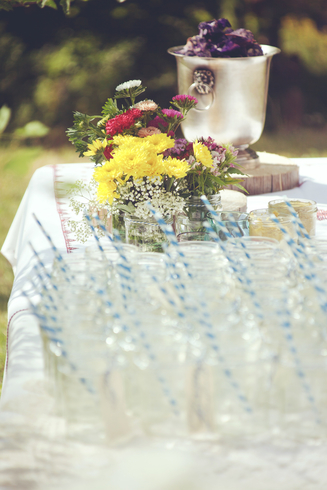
[1, 158, 327, 489]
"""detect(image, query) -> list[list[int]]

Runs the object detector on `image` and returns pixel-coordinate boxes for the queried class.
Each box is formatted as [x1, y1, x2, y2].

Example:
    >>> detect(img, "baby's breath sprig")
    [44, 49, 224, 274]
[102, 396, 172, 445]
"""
[66, 179, 112, 243]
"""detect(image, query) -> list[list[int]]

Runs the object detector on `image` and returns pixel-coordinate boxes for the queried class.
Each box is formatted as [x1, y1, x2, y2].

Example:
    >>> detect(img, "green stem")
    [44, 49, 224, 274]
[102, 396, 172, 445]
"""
[167, 177, 174, 192]
[129, 89, 135, 106]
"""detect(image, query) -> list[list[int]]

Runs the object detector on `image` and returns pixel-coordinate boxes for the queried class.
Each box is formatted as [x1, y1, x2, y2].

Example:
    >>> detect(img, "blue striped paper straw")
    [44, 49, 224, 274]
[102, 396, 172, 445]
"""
[205, 217, 321, 424]
[89, 214, 134, 307]
[82, 214, 133, 313]
[200, 196, 255, 263]
[29, 242, 59, 292]
[32, 213, 70, 282]
[275, 199, 327, 280]
[277, 197, 327, 265]
[84, 213, 106, 254]
[224, 212, 245, 238]
[218, 209, 321, 419]
[277, 291, 322, 424]
[22, 288, 59, 333]
[87, 213, 180, 415]
[281, 198, 311, 241]
[202, 219, 264, 320]
[200, 196, 233, 240]
[269, 213, 327, 313]
[237, 211, 322, 423]
[31, 264, 58, 313]
[145, 202, 253, 413]
[22, 287, 95, 393]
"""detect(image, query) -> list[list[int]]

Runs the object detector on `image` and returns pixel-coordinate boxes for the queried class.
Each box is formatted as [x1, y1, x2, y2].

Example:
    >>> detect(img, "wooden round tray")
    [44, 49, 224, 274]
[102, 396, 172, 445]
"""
[226, 151, 299, 195]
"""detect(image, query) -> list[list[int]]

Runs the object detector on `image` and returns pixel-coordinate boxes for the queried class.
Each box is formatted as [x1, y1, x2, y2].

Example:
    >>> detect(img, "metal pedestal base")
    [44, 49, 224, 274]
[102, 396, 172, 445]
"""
[235, 147, 260, 170]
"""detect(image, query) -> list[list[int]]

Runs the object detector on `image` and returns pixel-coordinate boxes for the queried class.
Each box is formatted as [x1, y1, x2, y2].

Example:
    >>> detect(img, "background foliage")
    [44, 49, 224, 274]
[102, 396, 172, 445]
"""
[1, 0, 327, 145]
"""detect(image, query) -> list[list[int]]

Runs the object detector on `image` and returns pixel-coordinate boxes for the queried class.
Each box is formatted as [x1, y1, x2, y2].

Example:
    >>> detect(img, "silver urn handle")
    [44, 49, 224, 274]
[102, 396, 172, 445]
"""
[188, 68, 215, 111]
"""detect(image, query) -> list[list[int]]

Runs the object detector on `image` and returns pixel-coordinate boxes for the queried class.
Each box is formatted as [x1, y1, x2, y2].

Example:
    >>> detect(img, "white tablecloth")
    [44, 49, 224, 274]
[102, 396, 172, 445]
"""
[2, 159, 327, 489]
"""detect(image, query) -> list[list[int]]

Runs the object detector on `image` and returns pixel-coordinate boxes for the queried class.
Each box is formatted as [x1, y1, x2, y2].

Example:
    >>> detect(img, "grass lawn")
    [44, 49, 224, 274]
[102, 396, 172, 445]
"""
[0, 126, 327, 394]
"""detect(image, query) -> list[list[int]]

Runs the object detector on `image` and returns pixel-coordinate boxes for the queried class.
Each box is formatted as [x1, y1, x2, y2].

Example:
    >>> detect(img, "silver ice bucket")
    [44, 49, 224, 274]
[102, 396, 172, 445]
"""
[168, 45, 280, 168]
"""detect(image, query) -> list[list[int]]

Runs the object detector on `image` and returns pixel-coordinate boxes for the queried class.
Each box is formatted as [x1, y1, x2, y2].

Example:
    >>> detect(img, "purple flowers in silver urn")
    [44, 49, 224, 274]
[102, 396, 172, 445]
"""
[176, 18, 263, 58]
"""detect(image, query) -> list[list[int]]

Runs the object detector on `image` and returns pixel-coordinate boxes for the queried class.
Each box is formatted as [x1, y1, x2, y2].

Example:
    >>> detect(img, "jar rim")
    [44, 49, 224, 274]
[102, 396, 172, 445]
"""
[185, 193, 221, 203]
[268, 198, 317, 210]
[124, 214, 173, 224]
[248, 208, 293, 222]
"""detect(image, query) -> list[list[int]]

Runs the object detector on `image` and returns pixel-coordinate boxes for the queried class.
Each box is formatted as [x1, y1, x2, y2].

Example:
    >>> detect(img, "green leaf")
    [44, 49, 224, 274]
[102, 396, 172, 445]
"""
[66, 111, 104, 155]
[101, 98, 120, 118]
[114, 86, 146, 100]
[0, 0, 14, 11]
[116, 202, 136, 215]
[14, 121, 49, 139]
[227, 167, 246, 175]
[73, 140, 89, 157]
[231, 183, 248, 194]
[41, 0, 57, 9]
[59, 0, 70, 14]
[0, 105, 11, 135]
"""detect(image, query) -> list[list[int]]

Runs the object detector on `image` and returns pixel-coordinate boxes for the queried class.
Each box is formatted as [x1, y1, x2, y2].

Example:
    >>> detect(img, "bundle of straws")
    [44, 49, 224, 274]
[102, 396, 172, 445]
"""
[26, 198, 327, 443]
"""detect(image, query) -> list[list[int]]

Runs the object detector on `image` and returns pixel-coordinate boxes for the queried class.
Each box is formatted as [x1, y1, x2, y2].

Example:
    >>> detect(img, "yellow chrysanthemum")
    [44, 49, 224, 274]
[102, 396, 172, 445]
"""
[93, 161, 125, 204]
[142, 133, 175, 154]
[97, 181, 120, 204]
[112, 134, 140, 148]
[93, 162, 124, 184]
[193, 140, 213, 168]
[162, 157, 189, 178]
[92, 133, 186, 204]
[110, 144, 165, 180]
[84, 139, 107, 156]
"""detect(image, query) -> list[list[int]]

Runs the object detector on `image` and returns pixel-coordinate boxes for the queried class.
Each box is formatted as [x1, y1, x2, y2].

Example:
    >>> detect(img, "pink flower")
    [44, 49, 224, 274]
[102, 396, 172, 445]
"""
[138, 126, 161, 137]
[134, 100, 158, 111]
[103, 144, 114, 160]
[149, 110, 183, 130]
[162, 109, 183, 118]
[148, 116, 167, 128]
[106, 108, 142, 136]
[172, 94, 198, 104]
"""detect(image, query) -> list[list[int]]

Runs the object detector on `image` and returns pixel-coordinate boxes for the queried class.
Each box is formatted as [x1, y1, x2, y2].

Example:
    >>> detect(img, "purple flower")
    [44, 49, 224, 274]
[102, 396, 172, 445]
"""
[175, 17, 263, 58]
[172, 94, 198, 104]
[163, 138, 193, 158]
[149, 116, 167, 128]
[198, 136, 222, 152]
[162, 109, 183, 118]
[198, 18, 231, 45]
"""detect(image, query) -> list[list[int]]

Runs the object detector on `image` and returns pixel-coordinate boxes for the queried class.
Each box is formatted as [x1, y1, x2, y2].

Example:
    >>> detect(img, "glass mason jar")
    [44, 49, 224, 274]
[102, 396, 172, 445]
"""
[207, 211, 249, 241]
[248, 208, 297, 242]
[175, 194, 222, 237]
[89, 207, 125, 242]
[268, 198, 317, 237]
[124, 215, 173, 253]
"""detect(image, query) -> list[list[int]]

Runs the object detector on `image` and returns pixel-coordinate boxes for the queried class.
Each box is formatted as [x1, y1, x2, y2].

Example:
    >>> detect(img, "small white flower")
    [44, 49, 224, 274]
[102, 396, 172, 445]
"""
[115, 80, 142, 91]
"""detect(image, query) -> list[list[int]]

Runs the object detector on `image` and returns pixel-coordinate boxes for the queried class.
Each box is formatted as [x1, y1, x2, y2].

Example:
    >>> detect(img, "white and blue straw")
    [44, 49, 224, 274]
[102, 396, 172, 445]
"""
[146, 201, 253, 413]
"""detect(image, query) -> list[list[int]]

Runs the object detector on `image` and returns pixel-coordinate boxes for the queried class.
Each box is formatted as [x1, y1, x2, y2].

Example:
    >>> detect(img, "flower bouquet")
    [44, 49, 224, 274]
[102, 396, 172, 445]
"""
[66, 79, 245, 249]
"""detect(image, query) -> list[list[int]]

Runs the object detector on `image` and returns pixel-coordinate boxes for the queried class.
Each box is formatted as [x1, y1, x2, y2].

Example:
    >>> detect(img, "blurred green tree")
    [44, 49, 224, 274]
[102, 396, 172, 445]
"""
[0, 0, 72, 14]
[1, 0, 327, 142]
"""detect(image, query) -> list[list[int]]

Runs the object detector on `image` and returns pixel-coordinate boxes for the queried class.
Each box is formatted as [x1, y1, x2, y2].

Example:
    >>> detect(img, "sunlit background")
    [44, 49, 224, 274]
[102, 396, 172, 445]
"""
[1, 0, 327, 389]
[1, 0, 327, 153]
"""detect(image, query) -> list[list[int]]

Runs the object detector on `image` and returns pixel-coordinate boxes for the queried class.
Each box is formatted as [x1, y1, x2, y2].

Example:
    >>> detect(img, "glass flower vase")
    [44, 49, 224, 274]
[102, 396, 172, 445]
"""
[111, 211, 126, 242]
[90, 208, 126, 242]
[124, 215, 173, 253]
[175, 194, 222, 240]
